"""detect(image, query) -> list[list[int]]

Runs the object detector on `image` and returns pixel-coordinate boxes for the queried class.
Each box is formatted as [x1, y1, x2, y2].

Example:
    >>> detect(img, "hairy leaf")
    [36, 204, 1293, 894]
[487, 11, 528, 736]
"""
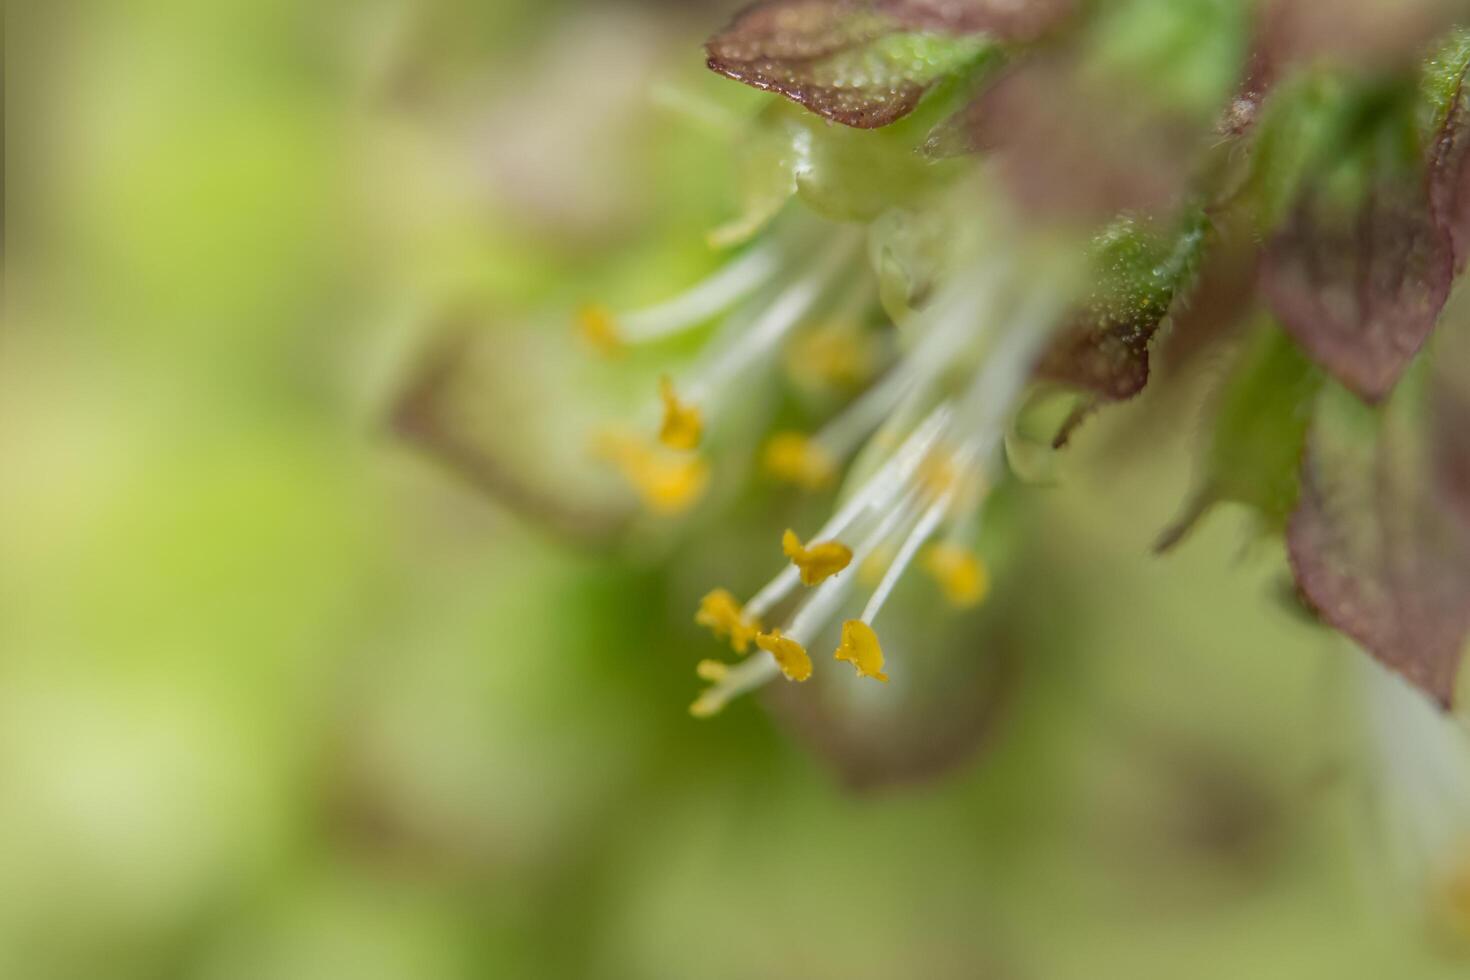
[1037, 213, 1207, 424]
[705, 0, 993, 128]
[1427, 32, 1470, 271]
[1287, 373, 1470, 708]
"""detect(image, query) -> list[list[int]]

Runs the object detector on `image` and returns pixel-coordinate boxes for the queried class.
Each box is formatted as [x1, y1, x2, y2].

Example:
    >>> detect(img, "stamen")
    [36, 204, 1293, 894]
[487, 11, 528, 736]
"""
[783, 484, 926, 644]
[594, 432, 709, 514]
[743, 405, 952, 623]
[688, 653, 781, 718]
[683, 230, 862, 405]
[690, 485, 927, 715]
[920, 543, 990, 608]
[762, 431, 838, 491]
[657, 376, 703, 451]
[755, 628, 814, 682]
[834, 619, 889, 683]
[577, 304, 623, 356]
[695, 588, 761, 653]
[695, 659, 731, 682]
[806, 264, 1010, 462]
[915, 448, 985, 515]
[860, 492, 955, 626]
[781, 529, 853, 586]
[689, 690, 728, 719]
[785, 319, 878, 390]
[615, 244, 782, 344]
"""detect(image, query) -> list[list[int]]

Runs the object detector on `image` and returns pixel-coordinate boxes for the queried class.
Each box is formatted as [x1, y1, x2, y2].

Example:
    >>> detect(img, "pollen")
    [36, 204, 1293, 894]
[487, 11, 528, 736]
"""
[762, 431, 838, 491]
[917, 449, 960, 498]
[756, 628, 813, 682]
[576, 304, 623, 357]
[696, 659, 731, 682]
[786, 321, 877, 389]
[920, 543, 991, 608]
[834, 619, 889, 683]
[695, 588, 761, 654]
[689, 689, 729, 719]
[595, 432, 709, 514]
[782, 529, 853, 586]
[916, 448, 982, 512]
[658, 376, 703, 451]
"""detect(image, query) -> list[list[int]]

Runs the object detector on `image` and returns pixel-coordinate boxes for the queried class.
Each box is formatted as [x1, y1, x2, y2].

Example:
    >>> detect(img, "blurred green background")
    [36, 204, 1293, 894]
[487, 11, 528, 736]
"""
[2, 2, 1464, 977]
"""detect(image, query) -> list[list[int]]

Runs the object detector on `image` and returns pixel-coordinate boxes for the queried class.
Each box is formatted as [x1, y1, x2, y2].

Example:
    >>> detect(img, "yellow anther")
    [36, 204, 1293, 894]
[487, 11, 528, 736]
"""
[834, 619, 889, 683]
[695, 659, 731, 682]
[756, 628, 813, 682]
[786, 321, 877, 390]
[689, 689, 729, 719]
[762, 431, 837, 492]
[595, 432, 709, 514]
[917, 449, 961, 499]
[576, 304, 623, 357]
[920, 543, 991, 609]
[916, 448, 983, 513]
[658, 376, 702, 451]
[781, 529, 853, 587]
[695, 588, 761, 654]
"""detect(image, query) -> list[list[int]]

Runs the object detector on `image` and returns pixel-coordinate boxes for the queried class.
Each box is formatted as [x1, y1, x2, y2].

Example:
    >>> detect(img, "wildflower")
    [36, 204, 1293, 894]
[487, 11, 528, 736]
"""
[665, 2, 1470, 716]
[396, 0, 1470, 724]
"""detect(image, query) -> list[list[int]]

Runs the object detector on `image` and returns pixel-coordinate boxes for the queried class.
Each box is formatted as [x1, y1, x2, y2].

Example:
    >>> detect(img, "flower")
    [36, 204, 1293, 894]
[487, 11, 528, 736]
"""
[397, 0, 1470, 720]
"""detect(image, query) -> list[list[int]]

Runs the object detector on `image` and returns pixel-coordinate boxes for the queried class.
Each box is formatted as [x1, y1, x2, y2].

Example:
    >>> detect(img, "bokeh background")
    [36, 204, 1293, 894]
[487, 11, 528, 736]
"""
[3, 2, 1466, 977]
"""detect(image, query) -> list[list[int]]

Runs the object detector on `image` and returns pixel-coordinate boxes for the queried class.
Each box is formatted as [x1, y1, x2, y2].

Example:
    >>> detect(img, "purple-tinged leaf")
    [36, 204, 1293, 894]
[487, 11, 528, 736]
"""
[926, 52, 1213, 221]
[1260, 181, 1453, 403]
[1287, 376, 1470, 708]
[1435, 380, 1470, 532]
[1224, 0, 1463, 135]
[705, 0, 1063, 129]
[879, 0, 1075, 39]
[1429, 55, 1470, 272]
[1432, 305, 1470, 531]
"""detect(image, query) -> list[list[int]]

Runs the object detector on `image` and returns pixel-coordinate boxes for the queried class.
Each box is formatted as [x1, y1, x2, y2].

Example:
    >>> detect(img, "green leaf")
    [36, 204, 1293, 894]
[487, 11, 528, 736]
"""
[1157, 321, 1323, 550]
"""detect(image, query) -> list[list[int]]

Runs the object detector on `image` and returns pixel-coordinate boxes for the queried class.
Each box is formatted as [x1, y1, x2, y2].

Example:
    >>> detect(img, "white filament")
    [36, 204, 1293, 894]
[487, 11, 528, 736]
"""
[619, 243, 782, 343]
